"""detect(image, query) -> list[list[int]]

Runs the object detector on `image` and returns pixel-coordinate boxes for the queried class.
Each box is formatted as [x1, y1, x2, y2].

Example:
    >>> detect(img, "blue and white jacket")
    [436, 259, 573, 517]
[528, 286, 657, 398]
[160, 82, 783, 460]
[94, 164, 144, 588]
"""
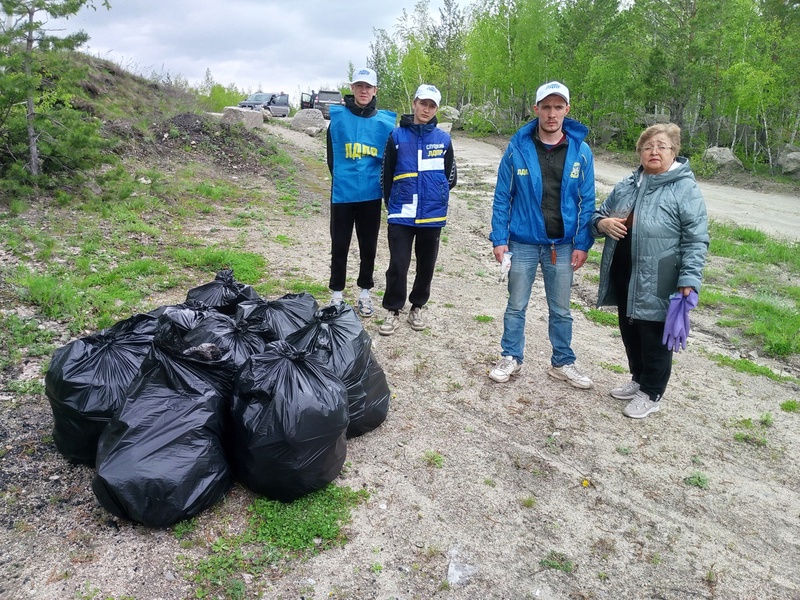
[489, 117, 595, 251]
[381, 114, 457, 227]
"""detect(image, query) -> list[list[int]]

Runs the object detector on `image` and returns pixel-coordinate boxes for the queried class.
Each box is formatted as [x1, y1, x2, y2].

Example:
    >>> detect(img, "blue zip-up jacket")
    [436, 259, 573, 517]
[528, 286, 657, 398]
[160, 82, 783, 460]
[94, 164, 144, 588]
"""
[591, 157, 709, 321]
[490, 117, 595, 251]
[382, 114, 457, 227]
[328, 101, 396, 204]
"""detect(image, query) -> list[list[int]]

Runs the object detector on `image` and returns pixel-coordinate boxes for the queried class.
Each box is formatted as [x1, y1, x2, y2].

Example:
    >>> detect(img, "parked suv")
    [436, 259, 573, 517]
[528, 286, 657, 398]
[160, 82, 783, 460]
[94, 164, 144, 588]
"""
[313, 90, 344, 119]
[237, 92, 290, 117]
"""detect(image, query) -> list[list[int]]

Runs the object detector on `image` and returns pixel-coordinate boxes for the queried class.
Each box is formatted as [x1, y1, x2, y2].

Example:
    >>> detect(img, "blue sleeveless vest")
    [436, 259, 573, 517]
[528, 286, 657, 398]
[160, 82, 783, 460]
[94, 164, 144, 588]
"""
[329, 105, 396, 203]
[386, 124, 451, 227]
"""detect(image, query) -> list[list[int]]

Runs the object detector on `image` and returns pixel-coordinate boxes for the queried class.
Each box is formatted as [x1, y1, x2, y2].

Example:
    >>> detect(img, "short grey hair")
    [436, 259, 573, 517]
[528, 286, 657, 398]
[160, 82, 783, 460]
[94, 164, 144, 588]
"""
[636, 123, 681, 155]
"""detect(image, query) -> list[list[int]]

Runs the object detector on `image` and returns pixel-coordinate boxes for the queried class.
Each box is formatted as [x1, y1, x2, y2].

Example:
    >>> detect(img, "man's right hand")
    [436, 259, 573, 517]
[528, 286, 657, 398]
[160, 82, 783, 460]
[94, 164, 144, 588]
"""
[493, 245, 509, 263]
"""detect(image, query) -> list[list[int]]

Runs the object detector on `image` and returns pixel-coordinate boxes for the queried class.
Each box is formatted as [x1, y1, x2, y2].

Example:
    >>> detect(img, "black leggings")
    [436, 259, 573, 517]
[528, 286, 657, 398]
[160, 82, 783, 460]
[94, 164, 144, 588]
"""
[329, 199, 382, 292]
[611, 235, 672, 401]
[382, 224, 441, 311]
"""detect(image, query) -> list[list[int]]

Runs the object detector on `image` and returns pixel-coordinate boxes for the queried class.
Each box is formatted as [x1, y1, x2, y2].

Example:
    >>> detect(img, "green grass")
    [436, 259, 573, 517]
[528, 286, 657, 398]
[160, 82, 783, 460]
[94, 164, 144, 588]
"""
[540, 551, 575, 573]
[183, 484, 368, 598]
[584, 308, 618, 327]
[780, 400, 798, 413]
[733, 432, 767, 446]
[708, 353, 799, 384]
[729, 413, 772, 447]
[423, 450, 444, 468]
[0, 313, 58, 371]
[703, 222, 800, 358]
[684, 472, 709, 489]
[7, 379, 45, 395]
[474, 315, 494, 323]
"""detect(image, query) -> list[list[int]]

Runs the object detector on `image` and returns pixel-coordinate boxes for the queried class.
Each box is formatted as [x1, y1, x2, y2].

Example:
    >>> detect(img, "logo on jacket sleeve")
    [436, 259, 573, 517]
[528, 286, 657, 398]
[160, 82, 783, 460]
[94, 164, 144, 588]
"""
[570, 162, 581, 178]
[516, 168, 529, 176]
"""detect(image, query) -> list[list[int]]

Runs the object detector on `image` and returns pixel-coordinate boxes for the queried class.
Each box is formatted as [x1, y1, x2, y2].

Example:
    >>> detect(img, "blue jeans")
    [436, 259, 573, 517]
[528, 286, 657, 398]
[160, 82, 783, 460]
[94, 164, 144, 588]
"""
[500, 242, 576, 367]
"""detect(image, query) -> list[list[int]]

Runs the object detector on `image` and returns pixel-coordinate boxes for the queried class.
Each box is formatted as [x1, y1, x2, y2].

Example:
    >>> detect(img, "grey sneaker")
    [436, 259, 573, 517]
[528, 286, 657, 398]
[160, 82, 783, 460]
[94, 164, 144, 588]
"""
[357, 296, 374, 318]
[329, 296, 343, 307]
[489, 356, 521, 383]
[379, 311, 400, 336]
[547, 363, 594, 389]
[610, 380, 640, 400]
[407, 307, 425, 331]
[623, 391, 661, 419]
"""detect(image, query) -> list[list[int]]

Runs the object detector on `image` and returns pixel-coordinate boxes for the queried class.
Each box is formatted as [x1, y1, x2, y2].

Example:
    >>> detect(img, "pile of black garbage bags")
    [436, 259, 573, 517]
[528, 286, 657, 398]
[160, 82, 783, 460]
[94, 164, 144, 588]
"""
[44, 269, 391, 528]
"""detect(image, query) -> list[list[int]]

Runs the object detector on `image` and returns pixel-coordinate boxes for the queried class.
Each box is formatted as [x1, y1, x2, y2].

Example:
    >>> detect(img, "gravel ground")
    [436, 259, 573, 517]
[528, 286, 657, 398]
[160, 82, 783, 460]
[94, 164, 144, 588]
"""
[1, 119, 798, 600]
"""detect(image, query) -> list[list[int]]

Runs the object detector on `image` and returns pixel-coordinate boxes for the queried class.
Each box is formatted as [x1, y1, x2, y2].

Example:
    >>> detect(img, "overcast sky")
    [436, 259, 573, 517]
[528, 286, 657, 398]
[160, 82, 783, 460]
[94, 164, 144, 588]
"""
[52, 0, 464, 103]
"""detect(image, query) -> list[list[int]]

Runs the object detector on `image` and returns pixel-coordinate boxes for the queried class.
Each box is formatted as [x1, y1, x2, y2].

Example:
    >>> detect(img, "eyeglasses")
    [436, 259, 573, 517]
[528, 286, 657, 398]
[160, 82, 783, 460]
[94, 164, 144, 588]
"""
[641, 144, 672, 153]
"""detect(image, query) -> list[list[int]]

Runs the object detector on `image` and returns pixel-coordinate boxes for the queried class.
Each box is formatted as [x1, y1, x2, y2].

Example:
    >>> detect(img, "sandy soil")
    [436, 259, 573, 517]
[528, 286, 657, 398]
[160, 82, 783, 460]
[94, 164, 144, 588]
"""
[1, 120, 798, 600]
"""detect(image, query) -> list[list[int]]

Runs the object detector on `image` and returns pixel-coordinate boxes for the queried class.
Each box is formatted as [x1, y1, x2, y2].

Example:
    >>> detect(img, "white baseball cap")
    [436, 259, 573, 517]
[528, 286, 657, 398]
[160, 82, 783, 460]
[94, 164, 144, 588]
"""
[350, 68, 378, 87]
[535, 81, 570, 104]
[414, 84, 442, 106]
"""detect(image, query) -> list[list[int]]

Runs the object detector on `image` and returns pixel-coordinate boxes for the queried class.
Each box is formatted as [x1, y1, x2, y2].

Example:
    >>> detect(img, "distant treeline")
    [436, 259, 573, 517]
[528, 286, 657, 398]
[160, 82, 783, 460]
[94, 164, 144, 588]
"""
[367, 0, 799, 170]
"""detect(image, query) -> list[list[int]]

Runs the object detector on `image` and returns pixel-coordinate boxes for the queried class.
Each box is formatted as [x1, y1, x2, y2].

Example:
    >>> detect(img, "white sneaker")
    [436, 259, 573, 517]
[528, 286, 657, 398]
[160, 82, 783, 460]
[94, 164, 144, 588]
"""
[610, 380, 640, 400]
[357, 296, 374, 317]
[489, 356, 521, 383]
[623, 391, 661, 419]
[407, 307, 425, 331]
[547, 363, 593, 389]
[329, 296, 343, 307]
[379, 311, 400, 336]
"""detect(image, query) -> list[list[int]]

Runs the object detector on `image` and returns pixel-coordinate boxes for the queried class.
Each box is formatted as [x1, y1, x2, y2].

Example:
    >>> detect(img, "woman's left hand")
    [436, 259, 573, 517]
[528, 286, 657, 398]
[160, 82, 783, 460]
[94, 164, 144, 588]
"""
[678, 286, 694, 297]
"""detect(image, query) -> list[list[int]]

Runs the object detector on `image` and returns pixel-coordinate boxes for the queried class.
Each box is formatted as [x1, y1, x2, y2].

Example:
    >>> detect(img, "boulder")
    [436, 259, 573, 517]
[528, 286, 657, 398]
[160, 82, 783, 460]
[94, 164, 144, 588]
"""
[437, 105, 460, 123]
[221, 107, 263, 130]
[292, 109, 326, 133]
[776, 143, 800, 158]
[703, 146, 744, 171]
[453, 103, 500, 133]
[303, 127, 325, 137]
[437, 122, 453, 134]
[777, 151, 800, 180]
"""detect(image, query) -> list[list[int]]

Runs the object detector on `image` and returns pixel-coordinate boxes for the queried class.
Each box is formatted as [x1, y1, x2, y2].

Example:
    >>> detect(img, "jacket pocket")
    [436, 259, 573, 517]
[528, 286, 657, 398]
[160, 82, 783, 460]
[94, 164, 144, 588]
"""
[656, 249, 680, 299]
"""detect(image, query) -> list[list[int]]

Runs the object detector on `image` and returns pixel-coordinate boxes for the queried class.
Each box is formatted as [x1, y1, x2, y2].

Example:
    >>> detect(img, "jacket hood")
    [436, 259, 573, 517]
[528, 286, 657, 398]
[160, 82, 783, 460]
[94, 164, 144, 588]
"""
[399, 113, 439, 134]
[344, 94, 378, 117]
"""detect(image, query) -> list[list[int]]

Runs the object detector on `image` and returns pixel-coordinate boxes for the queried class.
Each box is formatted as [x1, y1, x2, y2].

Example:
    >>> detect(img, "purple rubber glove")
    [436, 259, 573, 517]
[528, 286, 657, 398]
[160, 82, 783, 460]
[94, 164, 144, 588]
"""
[662, 290, 699, 351]
[663, 294, 685, 351]
[681, 289, 699, 350]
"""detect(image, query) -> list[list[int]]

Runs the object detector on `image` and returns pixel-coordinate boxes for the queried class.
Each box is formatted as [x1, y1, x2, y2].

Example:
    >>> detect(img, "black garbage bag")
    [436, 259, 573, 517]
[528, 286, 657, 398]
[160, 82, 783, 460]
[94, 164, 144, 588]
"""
[230, 340, 349, 502]
[147, 300, 214, 333]
[45, 313, 159, 466]
[185, 269, 260, 316]
[352, 351, 392, 438]
[183, 310, 270, 368]
[92, 316, 237, 527]
[236, 292, 319, 341]
[286, 303, 390, 438]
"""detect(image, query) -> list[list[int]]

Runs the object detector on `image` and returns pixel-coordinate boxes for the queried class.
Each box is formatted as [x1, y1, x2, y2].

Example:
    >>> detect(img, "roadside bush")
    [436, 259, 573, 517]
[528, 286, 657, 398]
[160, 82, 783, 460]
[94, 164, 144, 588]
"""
[689, 151, 719, 178]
